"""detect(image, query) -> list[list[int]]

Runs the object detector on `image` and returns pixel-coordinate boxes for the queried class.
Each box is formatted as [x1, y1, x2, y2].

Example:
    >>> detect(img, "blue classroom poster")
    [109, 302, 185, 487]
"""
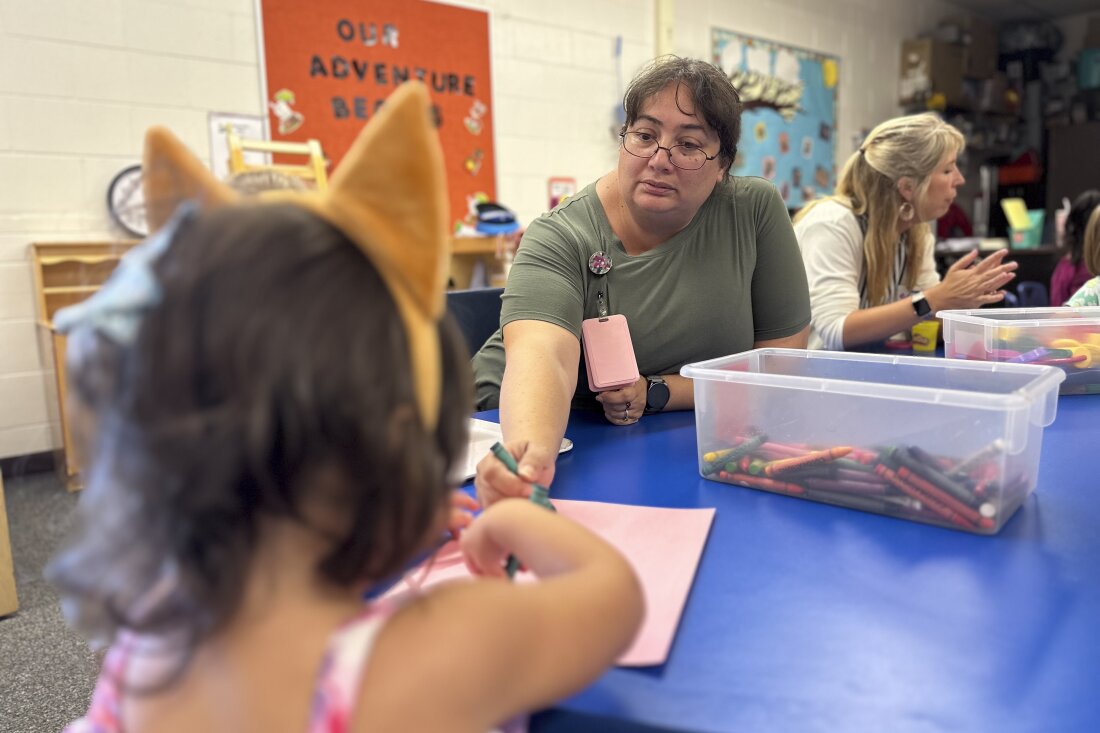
[712, 28, 838, 208]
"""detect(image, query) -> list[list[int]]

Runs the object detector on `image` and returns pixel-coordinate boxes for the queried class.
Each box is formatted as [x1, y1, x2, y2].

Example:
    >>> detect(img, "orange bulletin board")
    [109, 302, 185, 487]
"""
[258, 0, 496, 232]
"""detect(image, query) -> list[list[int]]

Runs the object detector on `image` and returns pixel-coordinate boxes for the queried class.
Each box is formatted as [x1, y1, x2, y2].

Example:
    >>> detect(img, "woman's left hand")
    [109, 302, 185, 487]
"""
[596, 376, 647, 425]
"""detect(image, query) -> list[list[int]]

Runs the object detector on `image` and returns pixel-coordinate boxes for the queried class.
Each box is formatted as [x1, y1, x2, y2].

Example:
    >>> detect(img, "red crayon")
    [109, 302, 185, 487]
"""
[849, 448, 878, 465]
[758, 441, 809, 458]
[873, 463, 977, 531]
[726, 472, 806, 495]
[896, 466, 992, 529]
[764, 447, 852, 477]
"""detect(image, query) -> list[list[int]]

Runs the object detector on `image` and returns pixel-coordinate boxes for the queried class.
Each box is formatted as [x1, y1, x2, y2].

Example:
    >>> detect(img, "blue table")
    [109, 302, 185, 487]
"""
[489, 395, 1100, 733]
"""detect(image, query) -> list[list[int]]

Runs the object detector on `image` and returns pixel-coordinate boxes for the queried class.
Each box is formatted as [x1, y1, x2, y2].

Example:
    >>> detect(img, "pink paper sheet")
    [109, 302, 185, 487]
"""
[386, 500, 715, 667]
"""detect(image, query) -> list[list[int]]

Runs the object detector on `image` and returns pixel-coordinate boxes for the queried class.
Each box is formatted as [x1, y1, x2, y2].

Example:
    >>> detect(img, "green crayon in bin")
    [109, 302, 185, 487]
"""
[703, 434, 766, 475]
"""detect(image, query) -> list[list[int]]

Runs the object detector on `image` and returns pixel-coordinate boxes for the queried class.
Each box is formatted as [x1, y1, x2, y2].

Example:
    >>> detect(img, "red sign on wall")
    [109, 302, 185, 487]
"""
[258, 0, 496, 232]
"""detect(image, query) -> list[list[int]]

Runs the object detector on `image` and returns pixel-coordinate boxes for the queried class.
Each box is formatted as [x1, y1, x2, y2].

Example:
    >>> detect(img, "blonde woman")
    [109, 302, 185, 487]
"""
[794, 113, 1017, 350]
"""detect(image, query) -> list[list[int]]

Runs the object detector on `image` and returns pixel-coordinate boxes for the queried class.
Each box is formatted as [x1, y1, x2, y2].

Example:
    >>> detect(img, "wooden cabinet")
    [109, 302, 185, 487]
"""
[26, 235, 501, 489]
[30, 242, 137, 490]
[449, 235, 512, 289]
[0, 470, 17, 616]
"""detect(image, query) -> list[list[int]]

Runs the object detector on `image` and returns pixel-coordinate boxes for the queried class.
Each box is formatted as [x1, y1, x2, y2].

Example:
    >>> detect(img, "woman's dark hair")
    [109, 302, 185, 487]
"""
[620, 55, 743, 172]
[1065, 190, 1100, 263]
[47, 204, 471, 668]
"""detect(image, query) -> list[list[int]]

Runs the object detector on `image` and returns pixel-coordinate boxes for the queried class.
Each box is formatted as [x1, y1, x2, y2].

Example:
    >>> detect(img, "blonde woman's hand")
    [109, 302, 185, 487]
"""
[928, 249, 1018, 311]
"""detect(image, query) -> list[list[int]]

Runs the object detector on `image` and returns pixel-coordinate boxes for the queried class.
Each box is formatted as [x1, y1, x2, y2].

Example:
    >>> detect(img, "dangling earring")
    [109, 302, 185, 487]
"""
[898, 201, 915, 222]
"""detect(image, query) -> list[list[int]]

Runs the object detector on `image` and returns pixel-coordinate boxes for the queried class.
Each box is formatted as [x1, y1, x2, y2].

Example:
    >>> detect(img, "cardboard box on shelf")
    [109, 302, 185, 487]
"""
[938, 13, 998, 78]
[900, 38, 966, 108]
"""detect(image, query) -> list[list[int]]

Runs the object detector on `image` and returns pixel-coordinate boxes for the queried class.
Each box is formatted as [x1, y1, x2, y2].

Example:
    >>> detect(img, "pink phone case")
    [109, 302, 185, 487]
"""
[582, 314, 640, 392]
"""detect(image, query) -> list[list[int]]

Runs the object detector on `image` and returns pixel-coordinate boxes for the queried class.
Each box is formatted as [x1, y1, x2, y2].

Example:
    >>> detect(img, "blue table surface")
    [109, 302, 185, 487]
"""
[477, 395, 1100, 733]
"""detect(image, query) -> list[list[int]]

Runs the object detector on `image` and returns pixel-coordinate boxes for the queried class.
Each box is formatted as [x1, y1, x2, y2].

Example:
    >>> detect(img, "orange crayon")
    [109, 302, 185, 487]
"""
[763, 446, 853, 477]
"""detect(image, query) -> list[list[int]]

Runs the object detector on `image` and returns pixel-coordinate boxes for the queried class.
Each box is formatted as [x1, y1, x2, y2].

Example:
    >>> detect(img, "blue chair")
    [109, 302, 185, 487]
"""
[1002, 291, 1019, 308]
[446, 287, 503, 356]
[1016, 281, 1049, 307]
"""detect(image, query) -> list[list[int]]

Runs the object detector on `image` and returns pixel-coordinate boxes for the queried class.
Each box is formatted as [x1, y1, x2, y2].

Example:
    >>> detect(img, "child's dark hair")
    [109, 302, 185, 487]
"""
[1065, 190, 1100, 264]
[48, 204, 471, 661]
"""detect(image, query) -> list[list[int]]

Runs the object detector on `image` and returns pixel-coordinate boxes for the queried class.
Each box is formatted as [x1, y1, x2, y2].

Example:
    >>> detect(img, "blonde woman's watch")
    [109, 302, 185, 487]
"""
[911, 292, 932, 320]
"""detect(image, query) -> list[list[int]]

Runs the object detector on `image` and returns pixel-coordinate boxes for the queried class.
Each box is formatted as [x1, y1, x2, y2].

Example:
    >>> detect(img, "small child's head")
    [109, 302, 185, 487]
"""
[1084, 204, 1100, 277]
[48, 83, 469, 648]
[1065, 189, 1100, 263]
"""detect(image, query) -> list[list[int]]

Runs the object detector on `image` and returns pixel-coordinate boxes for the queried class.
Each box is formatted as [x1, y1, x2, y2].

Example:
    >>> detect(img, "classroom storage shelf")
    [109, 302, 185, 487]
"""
[30, 241, 137, 490]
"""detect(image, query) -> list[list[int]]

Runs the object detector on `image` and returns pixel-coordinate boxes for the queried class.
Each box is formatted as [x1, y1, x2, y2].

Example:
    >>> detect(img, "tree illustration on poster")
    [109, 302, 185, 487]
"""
[711, 28, 838, 209]
[258, 0, 496, 233]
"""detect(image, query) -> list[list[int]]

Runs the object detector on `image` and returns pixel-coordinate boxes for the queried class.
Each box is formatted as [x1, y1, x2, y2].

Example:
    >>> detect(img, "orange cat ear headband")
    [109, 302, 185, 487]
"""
[142, 82, 449, 429]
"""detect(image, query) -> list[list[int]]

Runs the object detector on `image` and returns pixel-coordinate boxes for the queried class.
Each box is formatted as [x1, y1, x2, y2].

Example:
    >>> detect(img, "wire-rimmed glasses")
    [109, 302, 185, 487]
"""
[619, 131, 719, 170]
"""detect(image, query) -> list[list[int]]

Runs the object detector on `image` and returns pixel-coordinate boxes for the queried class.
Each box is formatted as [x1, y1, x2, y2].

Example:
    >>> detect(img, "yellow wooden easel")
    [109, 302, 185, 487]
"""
[226, 129, 329, 191]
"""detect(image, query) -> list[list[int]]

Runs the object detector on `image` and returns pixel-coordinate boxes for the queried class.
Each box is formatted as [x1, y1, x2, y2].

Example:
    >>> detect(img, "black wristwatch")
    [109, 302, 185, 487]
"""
[911, 292, 932, 320]
[644, 375, 670, 414]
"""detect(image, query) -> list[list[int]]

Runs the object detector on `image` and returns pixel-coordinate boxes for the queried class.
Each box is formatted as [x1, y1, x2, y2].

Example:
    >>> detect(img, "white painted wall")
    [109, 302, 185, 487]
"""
[0, 0, 951, 458]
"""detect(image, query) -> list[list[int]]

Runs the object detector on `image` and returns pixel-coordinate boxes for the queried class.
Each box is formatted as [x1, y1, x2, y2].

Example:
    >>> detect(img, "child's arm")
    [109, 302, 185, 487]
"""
[358, 499, 644, 732]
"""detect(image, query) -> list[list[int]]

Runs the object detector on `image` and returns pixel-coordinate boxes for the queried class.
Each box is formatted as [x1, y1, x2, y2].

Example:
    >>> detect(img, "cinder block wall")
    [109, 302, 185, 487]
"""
[0, 0, 948, 458]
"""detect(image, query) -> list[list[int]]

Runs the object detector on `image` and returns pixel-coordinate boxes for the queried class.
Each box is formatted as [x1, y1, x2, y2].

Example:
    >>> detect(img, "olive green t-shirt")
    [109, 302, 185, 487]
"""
[472, 176, 810, 410]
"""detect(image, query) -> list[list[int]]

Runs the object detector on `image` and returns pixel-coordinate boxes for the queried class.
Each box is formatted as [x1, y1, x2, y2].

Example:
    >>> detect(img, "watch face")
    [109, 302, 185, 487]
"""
[647, 377, 670, 411]
[107, 164, 148, 238]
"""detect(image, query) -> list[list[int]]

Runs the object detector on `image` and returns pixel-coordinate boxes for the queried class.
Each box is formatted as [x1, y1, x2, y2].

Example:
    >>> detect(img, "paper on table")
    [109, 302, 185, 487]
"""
[386, 499, 715, 667]
[458, 418, 572, 482]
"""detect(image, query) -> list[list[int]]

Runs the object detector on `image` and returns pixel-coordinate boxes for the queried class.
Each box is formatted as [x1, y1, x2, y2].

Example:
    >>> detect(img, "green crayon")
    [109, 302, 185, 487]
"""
[703, 434, 767, 474]
[491, 442, 554, 579]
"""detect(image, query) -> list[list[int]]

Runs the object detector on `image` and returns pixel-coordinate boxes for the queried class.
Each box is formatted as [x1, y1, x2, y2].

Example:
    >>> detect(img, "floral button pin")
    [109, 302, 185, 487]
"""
[588, 251, 612, 276]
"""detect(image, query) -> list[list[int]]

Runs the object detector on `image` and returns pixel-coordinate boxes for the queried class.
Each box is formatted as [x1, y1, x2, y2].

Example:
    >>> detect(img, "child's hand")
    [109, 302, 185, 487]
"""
[447, 490, 480, 539]
[459, 509, 511, 578]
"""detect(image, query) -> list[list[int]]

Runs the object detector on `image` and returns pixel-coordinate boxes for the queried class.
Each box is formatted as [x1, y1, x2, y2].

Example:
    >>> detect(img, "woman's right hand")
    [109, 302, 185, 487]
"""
[929, 249, 1018, 310]
[473, 440, 558, 507]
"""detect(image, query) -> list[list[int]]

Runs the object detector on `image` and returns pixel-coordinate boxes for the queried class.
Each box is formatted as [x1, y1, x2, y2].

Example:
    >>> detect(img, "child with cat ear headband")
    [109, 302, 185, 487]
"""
[49, 82, 642, 733]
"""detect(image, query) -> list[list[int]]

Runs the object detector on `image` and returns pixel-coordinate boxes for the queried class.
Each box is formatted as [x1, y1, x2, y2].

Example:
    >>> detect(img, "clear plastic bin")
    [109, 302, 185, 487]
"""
[681, 349, 1064, 535]
[940, 307, 1100, 395]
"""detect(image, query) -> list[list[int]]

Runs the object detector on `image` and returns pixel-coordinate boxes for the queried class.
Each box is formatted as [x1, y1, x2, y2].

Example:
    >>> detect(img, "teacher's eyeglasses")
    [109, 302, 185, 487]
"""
[619, 131, 719, 171]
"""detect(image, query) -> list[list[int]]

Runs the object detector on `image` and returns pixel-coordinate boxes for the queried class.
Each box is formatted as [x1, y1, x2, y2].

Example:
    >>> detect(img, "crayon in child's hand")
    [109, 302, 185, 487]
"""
[490, 442, 554, 579]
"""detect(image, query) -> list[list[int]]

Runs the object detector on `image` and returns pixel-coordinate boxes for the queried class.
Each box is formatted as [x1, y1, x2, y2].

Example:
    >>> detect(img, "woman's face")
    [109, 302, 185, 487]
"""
[917, 149, 965, 222]
[618, 83, 726, 223]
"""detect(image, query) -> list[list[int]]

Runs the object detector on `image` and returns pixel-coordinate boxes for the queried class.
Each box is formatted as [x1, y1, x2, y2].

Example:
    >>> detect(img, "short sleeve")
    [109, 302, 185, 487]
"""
[747, 182, 811, 341]
[499, 213, 587, 340]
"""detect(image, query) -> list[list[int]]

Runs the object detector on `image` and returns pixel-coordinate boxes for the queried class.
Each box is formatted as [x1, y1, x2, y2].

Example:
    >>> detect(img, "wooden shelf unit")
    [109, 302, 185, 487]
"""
[449, 234, 512, 289]
[31, 241, 137, 491]
[27, 235, 504, 489]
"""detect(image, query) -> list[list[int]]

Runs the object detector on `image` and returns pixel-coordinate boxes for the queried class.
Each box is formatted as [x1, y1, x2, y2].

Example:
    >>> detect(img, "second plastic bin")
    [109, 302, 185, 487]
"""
[940, 306, 1100, 394]
[681, 349, 1064, 535]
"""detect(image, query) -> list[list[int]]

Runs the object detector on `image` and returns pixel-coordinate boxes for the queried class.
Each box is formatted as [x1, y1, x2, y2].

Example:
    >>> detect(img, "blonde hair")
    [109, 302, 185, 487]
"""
[1085, 205, 1100, 277]
[795, 113, 964, 305]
